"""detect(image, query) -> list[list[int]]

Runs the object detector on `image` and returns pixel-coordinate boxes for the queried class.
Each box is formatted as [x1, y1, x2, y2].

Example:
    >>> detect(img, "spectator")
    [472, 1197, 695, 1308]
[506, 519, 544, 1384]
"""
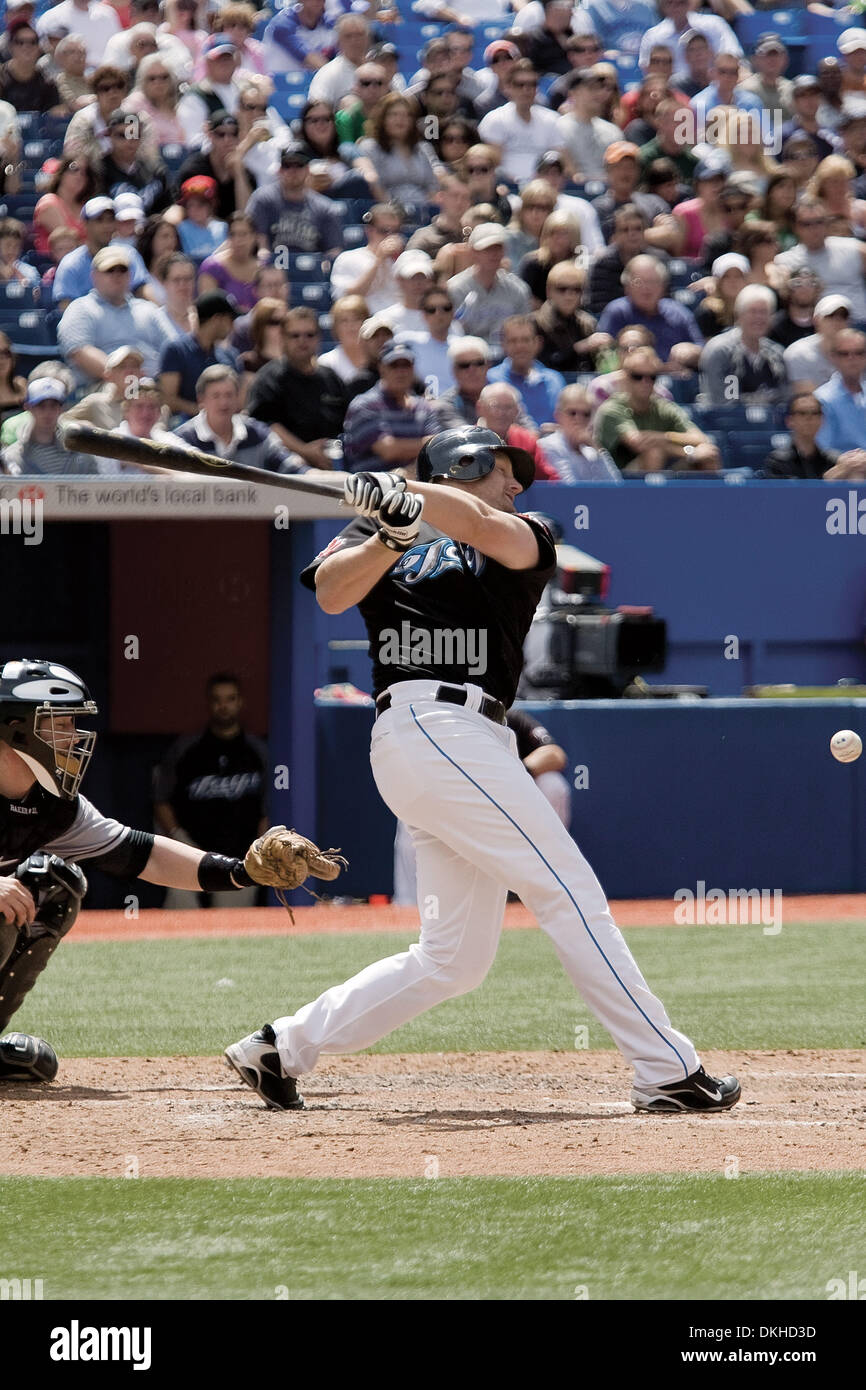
[333, 62, 389, 146]
[63, 65, 132, 165]
[54, 34, 91, 112]
[537, 385, 621, 482]
[532, 150, 605, 253]
[544, 34, 606, 113]
[589, 324, 674, 409]
[160, 0, 207, 67]
[136, 213, 181, 300]
[433, 115, 479, 174]
[776, 196, 866, 325]
[246, 305, 346, 469]
[478, 60, 564, 184]
[781, 76, 838, 162]
[158, 288, 242, 418]
[208, 2, 267, 80]
[442, 26, 483, 106]
[344, 312, 395, 400]
[696, 252, 749, 339]
[779, 132, 822, 193]
[0, 331, 26, 420]
[690, 52, 762, 122]
[770, 268, 823, 350]
[597, 254, 703, 372]
[473, 39, 520, 120]
[42, 226, 82, 294]
[448, 222, 531, 353]
[316, 294, 370, 384]
[749, 168, 798, 253]
[295, 100, 372, 201]
[1, 360, 73, 447]
[153, 671, 269, 910]
[809, 155, 866, 239]
[817, 56, 844, 132]
[595, 346, 720, 474]
[839, 106, 866, 191]
[33, 156, 93, 258]
[622, 46, 687, 122]
[762, 392, 839, 479]
[307, 13, 369, 107]
[246, 143, 342, 257]
[406, 174, 471, 261]
[433, 201, 505, 282]
[239, 295, 288, 380]
[554, 68, 623, 180]
[174, 364, 303, 472]
[177, 175, 229, 260]
[475, 381, 542, 470]
[785, 296, 852, 388]
[699, 285, 787, 406]
[591, 141, 668, 243]
[433, 337, 491, 429]
[503, 181, 558, 270]
[732, 219, 784, 298]
[153, 251, 196, 338]
[60, 344, 145, 429]
[197, 212, 260, 311]
[354, 93, 438, 213]
[584, 204, 661, 319]
[638, 0, 742, 73]
[659, 153, 730, 258]
[738, 32, 794, 121]
[102, 21, 162, 76]
[36, 0, 120, 70]
[378, 249, 441, 335]
[342, 339, 437, 472]
[262, 0, 336, 78]
[126, 51, 186, 147]
[488, 314, 566, 428]
[399, 285, 459, 396]
[462, 143, 513, 225]
[532, 260, 606, 373]
[176, 35, 242, 141]
[58, 243, 165, 383]
[519, 211, 582, 308]
[174, 110, 251, 223]
[0, 19, 64, 112]
[618, 75, 668, 149]
[1, 377, 97, 475]
[231, 78, 286, 190]
[92, 377, 174, 474]
[816, 328, 866, 452]
[365, 40, 402, 94]
[229, 261, 288, 355]
[114, 194, 146, 249]
[525, 0, 579, 78]
[100, 108, 171, 215]
[837, 28, 866, 97]
[0, 219, 37, 290]
[330, 202, 403, 315]
[55, 195, 156, 310]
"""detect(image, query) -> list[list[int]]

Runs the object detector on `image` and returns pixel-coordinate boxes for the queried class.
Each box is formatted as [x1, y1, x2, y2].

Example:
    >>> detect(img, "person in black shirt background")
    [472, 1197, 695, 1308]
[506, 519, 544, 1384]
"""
[153, 671, 268, 908]
[761, 391, 840, 479]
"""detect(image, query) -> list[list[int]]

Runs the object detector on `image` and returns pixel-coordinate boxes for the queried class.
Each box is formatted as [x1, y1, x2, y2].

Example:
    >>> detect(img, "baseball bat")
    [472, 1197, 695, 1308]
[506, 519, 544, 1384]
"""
[60, 424, 345, 499]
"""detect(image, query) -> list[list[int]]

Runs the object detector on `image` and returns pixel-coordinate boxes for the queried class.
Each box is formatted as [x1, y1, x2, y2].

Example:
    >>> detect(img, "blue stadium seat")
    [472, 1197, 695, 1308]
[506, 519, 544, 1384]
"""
[271, 71, 314, 90]
[0, 284, 40, 314]
[285, 251, 331, 281]
[341, 224, 365, 247]
[269, 89, 308, 122]
[7, 311, 53, 346]
[289, 282, 331, 307]
[736, 10, 807, 47]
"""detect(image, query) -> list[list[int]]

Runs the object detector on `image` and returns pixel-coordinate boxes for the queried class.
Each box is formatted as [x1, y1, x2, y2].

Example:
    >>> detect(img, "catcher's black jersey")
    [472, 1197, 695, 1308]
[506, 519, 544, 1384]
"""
[0, 785, 152, 877]
[301, 513, 556, 706]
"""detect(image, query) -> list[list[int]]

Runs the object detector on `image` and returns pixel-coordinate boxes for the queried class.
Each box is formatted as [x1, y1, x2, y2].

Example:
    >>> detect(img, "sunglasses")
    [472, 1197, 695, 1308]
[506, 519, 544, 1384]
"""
[211, 129, 236, 139]
[146, 73, 171, 81]
[359, 77, 384, 87]
[455, 358, 485, 368]
[491, 53, 512, 64]
[424, 303, 452, 313]
[628, 370, 658, 382]
[467, 164, 492, 174]
[286, 330, 317, 339]
[512, 80, 537, 89]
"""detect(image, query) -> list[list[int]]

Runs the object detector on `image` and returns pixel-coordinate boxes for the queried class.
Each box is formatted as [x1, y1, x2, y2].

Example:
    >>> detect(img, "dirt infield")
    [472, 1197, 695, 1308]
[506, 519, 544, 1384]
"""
[1, 1050, 863, 1179]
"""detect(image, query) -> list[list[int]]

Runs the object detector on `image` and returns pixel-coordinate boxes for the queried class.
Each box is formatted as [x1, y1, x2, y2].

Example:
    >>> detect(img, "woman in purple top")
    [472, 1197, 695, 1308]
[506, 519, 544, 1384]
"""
[197, 212, 262, 311]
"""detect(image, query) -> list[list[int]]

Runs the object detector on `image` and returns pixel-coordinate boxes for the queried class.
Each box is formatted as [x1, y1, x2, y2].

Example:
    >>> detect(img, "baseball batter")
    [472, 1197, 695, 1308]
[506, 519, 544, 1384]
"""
[0, 659, 339, 1083]
[226, 427, 741, 1114]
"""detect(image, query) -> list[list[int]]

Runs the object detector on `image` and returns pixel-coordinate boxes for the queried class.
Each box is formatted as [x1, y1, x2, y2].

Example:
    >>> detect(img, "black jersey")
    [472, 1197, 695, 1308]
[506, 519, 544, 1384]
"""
[0, 785, 153, 878]
[301, 513, 557, 707]
[506, 709, 557, 762]
[152, 729, 268, 858]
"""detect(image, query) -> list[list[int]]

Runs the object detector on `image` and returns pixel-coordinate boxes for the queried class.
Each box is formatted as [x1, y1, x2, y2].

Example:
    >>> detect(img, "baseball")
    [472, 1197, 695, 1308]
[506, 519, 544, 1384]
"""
[830, 729, 862, 763]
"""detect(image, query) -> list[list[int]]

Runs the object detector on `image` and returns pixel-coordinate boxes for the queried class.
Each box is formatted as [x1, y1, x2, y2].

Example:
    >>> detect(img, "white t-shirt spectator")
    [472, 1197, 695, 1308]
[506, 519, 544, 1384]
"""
[555, 111, 623, 180]
[308, 53, 359, 107]
[36, 0, 121, 71]
[330, 245, 400, 316]
[176, 83, 240, 144]
[478, 103, 564, 184]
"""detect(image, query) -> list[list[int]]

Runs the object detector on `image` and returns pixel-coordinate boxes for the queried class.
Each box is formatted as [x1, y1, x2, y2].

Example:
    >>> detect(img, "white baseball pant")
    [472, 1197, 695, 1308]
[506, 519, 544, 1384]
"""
[273, 681, 699, 1088]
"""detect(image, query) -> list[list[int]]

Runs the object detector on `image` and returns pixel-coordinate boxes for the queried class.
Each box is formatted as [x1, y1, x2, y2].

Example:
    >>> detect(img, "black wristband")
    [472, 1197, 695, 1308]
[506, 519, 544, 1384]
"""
[198, 853, 254, 893]
[375, 526, 414, 553]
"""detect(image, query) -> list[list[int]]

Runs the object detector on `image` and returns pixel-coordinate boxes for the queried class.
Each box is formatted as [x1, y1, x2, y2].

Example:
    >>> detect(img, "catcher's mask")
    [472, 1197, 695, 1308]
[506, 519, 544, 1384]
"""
[0, 659, 98, 800]
[416, 426, 535, 493]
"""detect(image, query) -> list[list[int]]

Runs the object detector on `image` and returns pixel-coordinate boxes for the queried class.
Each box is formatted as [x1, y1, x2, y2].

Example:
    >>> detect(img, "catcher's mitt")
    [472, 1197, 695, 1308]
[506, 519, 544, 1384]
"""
[244, 826, 347, 913]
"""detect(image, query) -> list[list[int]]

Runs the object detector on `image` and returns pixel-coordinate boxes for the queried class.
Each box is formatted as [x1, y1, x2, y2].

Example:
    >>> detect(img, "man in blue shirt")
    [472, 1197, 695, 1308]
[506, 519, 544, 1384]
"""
[56, 244, 165, 386]
[487, 315, 566, 429]
[342, 340, 438, 472]
[158, 290, 243, 420]
[597, 253, 703, 372]
[816, 329, 866, 452]
[690, 51, 763, 123]
[52, 196, 151, 310]
[263, 0, 337, 76]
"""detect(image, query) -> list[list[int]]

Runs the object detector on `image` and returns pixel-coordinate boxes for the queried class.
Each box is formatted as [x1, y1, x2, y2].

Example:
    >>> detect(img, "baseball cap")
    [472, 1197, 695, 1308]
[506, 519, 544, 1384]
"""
[393, 249, 433, 279]
[379, 339, 415, 365]
[202, 34, 237, 58]
[792, 74, 821, 94]
[112, 192, 145, 222]
[483, 39, 519, 64]
[725, 170, 763, 198]
[536, 150, 564, 172]
[711, 252, 750, 279]
[359, 312, 393, 341]
[366, 41, 397, 61]
[754, 32, 786, 55]
[92, 244, 132, 271]
[839, 27, 866, 54]
[839, 101, 866, 127]
[208, 109, 238, 132]
[104, 345, 145, 369]
[695, 151, 731, 181]
[280, 143, 311, 168]
[468, 222, 507, 251]
[180, 174, 218, 201]
[27, 377, 67, 405]
[815, 294, 852, 318]
[195, 289, 239, 322]
[107, 108, 137, 131]
[82, 195, 116, 220]
[604, 141, 640, 165]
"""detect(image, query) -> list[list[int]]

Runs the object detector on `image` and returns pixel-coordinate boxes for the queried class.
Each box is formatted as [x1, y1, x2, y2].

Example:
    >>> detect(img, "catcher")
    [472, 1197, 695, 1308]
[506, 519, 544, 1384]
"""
[0, 658, 343, 1085]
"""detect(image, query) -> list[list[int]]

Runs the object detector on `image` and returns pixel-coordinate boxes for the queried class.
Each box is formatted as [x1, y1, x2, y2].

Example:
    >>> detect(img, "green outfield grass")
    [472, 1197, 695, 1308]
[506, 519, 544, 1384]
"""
[0, 1173, 863, 1300]
[12, 921, 866, 1057]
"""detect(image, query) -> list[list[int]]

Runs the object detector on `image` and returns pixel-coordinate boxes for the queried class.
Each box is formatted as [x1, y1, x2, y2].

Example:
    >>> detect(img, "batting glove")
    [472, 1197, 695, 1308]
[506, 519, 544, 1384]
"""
[375, 490, 423, 552]
[344, 470, 406, 517]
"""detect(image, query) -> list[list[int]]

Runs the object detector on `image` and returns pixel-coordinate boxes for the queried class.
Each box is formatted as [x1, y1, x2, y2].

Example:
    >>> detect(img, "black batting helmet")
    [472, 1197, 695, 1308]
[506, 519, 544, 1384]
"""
[416, 426, 535, 493]
[0, 659, 97, 800]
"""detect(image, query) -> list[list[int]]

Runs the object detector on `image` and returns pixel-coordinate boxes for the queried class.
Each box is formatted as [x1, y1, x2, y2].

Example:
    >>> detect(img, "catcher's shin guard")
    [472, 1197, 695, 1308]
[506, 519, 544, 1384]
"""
[0, 854, 87, 1033]
[0, 1032, 58, 1082]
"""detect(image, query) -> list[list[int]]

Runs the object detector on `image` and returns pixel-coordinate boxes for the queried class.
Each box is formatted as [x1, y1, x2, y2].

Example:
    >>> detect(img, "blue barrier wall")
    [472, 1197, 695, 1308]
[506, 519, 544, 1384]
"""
[315, 700, 866, 900]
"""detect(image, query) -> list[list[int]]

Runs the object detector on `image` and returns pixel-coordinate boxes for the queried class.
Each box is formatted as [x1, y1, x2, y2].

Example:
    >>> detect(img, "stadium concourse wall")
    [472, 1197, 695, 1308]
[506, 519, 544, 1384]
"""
[3, 479, 866, 901]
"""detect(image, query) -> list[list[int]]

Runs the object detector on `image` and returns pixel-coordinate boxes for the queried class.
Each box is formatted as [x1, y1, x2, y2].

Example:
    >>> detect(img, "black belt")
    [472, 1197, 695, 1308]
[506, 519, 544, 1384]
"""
[376, 684, 507, 725]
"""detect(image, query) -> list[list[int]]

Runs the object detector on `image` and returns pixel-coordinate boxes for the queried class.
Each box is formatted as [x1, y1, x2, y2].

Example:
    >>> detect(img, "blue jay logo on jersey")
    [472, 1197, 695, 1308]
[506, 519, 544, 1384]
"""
[393, 537, 485, 585]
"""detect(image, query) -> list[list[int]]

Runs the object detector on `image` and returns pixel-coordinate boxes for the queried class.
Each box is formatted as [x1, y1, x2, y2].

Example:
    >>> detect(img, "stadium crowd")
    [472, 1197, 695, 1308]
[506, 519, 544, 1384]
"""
[3, 0, 866, 479]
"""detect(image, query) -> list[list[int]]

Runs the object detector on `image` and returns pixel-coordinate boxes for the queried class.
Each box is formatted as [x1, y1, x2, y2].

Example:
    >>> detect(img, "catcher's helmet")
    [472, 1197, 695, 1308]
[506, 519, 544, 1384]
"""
[0, 659, 97, 800]
[416, 426, 535, 493]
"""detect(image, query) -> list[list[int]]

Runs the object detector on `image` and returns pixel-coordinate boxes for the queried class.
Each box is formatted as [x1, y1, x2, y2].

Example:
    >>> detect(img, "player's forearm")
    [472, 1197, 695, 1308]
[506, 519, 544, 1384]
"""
[315, 534, 401, 613]
[138, 834, 205, 889]
[404, 480, 538, 567]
